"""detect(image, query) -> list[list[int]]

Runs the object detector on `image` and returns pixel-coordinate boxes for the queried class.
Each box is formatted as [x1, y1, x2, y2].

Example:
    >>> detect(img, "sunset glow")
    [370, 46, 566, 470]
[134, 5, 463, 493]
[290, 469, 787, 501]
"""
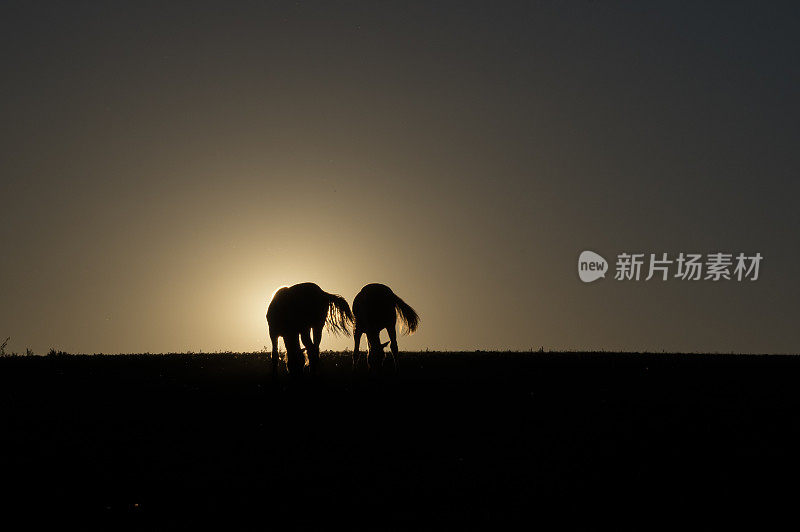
[1, 2, 797, 355]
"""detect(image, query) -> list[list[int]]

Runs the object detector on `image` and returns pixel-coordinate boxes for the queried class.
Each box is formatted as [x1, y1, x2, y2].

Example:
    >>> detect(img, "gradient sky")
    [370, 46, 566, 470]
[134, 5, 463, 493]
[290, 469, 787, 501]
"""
[2, 1, 799, 354]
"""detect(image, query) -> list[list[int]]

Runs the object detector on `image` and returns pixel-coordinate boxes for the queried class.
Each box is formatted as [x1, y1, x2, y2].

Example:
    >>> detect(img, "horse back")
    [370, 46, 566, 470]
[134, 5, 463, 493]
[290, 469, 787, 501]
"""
[353, 283, 397, 328]
[267, 282, 329, 335]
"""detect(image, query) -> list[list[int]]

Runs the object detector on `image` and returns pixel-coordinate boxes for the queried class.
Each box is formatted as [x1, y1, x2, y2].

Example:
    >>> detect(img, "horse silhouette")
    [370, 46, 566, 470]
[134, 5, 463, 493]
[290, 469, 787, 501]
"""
[267, 282, 353, 377]
[353, 283, 419, 372]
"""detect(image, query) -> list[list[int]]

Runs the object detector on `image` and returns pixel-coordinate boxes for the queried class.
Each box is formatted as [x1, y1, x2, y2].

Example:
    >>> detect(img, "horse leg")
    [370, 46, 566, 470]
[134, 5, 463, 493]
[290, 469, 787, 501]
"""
[387, 325, 399, 373]
[311, 323, 324, 375]
[366, 330, 383, 373]
[353, 327, 363, 368]
[270, 333, 280, 377]
[301, 329, 317, 376]
[285, 334, 305, 378]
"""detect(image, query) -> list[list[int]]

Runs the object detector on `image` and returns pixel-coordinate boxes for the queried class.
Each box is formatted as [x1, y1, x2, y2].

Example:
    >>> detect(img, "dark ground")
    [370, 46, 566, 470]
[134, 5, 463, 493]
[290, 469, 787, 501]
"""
[2, 351, 799, 530]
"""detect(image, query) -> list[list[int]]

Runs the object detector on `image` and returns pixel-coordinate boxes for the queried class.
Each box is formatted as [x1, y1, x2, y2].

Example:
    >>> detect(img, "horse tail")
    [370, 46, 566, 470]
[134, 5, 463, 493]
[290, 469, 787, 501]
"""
[393, 293, 420, 335]
[325, 292, 354, 337]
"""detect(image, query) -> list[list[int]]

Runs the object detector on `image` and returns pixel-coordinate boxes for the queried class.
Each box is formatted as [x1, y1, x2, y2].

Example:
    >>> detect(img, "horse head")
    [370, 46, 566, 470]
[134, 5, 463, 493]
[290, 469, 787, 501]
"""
[367, 340, 391, 369]
[283, 336, 307, 376]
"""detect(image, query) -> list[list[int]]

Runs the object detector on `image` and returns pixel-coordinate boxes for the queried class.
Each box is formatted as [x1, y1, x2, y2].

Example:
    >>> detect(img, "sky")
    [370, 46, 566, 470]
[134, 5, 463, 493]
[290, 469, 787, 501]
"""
[1, 1, 799, 354]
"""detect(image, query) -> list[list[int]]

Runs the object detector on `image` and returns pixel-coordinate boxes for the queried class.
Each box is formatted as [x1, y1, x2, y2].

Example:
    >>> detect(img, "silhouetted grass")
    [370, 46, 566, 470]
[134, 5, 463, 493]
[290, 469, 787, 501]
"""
[1, 351, 798, 530]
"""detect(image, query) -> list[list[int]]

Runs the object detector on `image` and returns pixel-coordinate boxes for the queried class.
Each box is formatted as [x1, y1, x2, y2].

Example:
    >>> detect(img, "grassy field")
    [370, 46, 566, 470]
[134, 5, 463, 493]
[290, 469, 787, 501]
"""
[2, 351, 798, 530]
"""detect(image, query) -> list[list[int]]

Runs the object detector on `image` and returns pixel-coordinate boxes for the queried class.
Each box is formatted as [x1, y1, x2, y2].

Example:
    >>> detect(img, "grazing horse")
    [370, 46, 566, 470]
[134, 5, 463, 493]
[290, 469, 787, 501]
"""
[267, 282, 354, 377]
[353, 283, 419, 371]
